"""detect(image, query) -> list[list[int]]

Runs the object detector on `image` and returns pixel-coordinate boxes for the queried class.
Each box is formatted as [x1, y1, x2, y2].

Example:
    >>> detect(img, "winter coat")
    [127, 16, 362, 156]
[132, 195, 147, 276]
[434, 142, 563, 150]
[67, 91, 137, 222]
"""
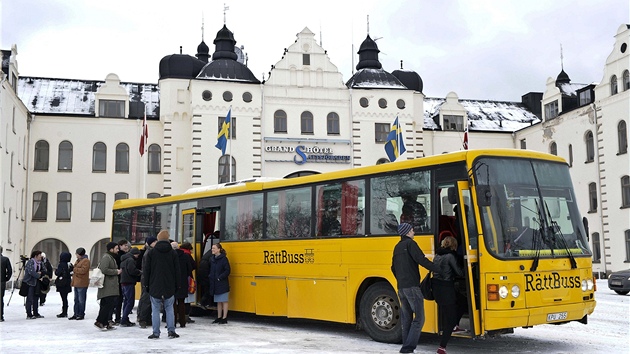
[1, 254, 12, 292]
[175, 249, 194, 299]
[120, 252, 141, 285]
[42, 258, 53, 277]
[97, 252, 119, 300]
[23, 258, 41, 287]
[143, 240, 180, 299]
[208, 253, 230, 296]
[432, 248, 463, 282]
[55, 252, 73, 294]
[197, 251, 212, 287]
[391, 236, 441, 289]
[71, 256, 90, 288]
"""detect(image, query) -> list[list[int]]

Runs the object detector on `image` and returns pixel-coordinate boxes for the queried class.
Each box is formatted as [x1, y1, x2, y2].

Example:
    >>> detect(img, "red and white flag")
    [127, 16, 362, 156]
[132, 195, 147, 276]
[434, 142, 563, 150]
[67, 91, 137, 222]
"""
[462, 125, 469, 150]
[139, 112, 148, 156]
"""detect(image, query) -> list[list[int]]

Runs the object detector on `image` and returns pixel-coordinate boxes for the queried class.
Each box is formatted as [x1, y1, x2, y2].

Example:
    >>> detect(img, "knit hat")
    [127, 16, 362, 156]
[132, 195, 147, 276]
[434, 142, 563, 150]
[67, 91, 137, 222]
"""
[157, 230, 170, 241]
[106, 241, 118, 251]
[130, 247, 140, 255]
[398, 223, 413, 237]
[76, 247, 86, 256]
[145, 236, 157, 245]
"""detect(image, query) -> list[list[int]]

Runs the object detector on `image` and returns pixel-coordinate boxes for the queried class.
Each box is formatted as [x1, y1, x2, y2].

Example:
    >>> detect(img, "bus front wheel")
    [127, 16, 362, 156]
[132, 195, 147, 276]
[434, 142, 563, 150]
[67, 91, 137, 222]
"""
[359, 282, 401, 343]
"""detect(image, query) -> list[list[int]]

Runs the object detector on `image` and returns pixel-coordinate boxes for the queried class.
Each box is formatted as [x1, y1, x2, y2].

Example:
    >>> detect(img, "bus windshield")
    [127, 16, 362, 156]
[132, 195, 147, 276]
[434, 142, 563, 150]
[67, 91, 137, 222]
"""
[473, 157, 591, 259]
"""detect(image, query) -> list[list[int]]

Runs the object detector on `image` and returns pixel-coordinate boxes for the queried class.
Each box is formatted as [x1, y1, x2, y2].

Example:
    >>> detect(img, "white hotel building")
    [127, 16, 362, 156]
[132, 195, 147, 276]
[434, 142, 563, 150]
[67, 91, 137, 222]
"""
[1, 23, 628, 278]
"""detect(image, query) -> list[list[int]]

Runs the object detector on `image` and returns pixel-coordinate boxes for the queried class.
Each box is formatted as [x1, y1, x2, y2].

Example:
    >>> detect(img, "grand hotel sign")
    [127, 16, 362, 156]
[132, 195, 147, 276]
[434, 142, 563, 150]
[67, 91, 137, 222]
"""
[264, 144, 351, 165]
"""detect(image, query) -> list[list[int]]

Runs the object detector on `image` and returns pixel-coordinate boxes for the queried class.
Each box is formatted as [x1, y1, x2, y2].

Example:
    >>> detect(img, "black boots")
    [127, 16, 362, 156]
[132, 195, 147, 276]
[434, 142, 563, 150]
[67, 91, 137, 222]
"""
[57, 306, 68, 318]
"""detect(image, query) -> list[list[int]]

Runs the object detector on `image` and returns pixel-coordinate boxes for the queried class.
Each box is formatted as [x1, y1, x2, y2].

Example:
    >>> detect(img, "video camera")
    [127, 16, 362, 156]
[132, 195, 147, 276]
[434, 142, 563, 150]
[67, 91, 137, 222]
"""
[19, 255, 29, 263]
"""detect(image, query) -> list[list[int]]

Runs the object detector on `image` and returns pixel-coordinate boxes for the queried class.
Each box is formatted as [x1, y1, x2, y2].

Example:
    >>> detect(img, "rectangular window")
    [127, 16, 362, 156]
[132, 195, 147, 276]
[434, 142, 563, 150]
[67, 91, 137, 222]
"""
[218, 116, 236, 139]
[56, 192, 72, 221]
[592, 232, 601, 263]
[375, 123, 390, 143]
[32, 192, 48, 221]
[303, 54, 310, 65]
[544, 100, 559, 119]
[266, 187, 312, 239]
[370, 170, 432, 234]
[315, 180, 365, 237]
[443, 115, 464, 131]
[588, 183, 597, 212]
[327, 113, 340, 135]
[520, 139, 527, 149]
[224, 193, 264, 240]
[130, 207, 155, 244]
[626, 230, 630, 262]
[91, 193, 106, 221]
[579, 90, 592, 106]
[99, 100, 125, 118]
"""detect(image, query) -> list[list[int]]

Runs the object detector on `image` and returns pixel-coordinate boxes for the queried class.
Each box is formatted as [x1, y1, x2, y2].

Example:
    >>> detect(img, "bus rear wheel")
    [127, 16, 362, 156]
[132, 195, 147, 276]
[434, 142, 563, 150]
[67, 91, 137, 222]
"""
[359, 282, 401, 343]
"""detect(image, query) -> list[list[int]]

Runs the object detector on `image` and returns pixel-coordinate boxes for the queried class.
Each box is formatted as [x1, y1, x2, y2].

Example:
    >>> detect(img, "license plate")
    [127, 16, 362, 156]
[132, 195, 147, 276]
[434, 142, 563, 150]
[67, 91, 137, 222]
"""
[611, 280, 622, 286]
[547, 312, 568, 321]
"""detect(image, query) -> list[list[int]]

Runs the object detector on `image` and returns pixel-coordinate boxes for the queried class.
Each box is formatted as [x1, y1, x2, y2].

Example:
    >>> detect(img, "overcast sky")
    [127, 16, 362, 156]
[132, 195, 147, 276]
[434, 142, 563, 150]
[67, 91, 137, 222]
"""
[2, 0, 628, 101]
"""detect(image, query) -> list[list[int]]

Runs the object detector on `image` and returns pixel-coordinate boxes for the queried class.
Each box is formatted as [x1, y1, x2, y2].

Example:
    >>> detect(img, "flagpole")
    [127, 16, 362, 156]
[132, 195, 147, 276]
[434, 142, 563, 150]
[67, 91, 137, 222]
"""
[142, 108, 147, 198]
[228, 105, 232, 182]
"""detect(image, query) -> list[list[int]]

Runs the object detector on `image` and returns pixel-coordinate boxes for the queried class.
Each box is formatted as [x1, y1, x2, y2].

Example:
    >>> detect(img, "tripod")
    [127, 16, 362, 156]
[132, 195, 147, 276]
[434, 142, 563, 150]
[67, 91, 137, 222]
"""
[7, 258, 26, 306]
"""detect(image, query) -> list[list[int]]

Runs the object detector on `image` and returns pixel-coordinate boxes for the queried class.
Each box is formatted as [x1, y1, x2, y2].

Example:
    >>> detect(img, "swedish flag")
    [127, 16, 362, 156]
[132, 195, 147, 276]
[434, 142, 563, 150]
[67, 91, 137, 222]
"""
[384, 116, 406, 162]
[215, 108, 231, 155]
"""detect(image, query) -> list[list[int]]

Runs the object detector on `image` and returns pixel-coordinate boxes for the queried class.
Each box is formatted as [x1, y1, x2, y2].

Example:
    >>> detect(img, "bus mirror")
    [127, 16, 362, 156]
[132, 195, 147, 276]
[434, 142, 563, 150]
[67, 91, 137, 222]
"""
[582, 217, 589, 241]
[477, 185, 492, 207]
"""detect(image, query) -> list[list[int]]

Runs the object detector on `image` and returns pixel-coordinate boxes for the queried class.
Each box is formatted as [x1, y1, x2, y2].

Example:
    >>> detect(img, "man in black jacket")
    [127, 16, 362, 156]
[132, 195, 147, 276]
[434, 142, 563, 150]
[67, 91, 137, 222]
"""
[391, 223, 441, 354]
[143, 230, 180, 339]
[1, 246, 13, 321]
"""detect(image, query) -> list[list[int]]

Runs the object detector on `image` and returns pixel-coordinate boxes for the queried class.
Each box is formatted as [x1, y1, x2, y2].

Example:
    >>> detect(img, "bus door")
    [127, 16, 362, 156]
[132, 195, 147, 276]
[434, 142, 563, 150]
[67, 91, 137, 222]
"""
[455, 181, 481, 337]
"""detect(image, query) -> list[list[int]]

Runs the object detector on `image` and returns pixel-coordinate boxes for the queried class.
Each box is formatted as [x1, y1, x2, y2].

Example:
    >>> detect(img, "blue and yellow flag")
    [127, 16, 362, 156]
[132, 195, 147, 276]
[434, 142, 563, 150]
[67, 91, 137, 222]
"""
[215, 108, 231, 155]
[384, 116, 406, 162]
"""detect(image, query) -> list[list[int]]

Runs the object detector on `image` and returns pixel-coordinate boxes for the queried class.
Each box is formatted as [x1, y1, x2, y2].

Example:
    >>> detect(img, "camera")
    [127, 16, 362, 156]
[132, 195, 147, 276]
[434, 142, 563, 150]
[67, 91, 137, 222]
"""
[20, 255, 29, 263]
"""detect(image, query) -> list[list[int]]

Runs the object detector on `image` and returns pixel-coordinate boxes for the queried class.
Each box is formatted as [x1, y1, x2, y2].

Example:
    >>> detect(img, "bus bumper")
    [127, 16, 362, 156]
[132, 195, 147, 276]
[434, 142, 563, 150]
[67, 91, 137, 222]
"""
[483, 300, 596, 331]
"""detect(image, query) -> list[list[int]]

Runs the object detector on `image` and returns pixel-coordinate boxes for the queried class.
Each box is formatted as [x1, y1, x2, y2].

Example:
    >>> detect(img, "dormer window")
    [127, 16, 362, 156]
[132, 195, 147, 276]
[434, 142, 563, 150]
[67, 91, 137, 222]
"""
[544, 100, 558, 120]
[99, 100, 125, 118]
[443, 115, 464, 131]
[303, 54, 310, 65]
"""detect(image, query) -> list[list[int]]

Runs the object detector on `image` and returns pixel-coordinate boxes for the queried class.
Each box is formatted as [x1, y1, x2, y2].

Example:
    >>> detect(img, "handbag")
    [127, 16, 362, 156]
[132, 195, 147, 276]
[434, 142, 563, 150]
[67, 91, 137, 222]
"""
[420, 271, 434, 300]
[89, 266, 105, 288]
[188, 276, 197, 294]
[19, 281, 29, 297]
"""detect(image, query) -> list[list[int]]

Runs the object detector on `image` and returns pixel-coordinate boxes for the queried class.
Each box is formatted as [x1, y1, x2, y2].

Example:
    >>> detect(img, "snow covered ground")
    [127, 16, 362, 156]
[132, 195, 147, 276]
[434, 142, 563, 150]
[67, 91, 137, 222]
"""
[0, 279, 627, 354]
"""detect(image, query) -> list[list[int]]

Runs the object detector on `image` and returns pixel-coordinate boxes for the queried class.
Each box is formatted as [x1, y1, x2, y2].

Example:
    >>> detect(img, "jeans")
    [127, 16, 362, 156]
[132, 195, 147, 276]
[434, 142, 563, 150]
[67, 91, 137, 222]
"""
[73, 287, 87, 317]
[25, 285, 39, 316]
[121, 284, 136, 323]
[398, 286, 425, 352]
[151, 295, 175, 336]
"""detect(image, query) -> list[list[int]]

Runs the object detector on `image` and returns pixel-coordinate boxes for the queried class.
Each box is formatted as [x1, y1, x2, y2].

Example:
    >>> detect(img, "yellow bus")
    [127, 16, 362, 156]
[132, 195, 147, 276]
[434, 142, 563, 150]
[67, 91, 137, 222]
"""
[111, 149, 596, 343]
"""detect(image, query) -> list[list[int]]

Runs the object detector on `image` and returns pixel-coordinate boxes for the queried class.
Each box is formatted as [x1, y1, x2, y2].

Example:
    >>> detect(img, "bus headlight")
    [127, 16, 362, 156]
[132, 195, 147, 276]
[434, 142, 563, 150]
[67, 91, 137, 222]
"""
[586, 279, 594, 291]
[581, 280, 587, 291]
[511, 285, 520, 298]
[499, 285, 508, 299]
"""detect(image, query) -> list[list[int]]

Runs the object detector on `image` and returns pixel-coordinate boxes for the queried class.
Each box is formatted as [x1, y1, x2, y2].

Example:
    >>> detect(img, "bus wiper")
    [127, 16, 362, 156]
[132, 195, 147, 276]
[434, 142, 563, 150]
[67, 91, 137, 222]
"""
[544, 201, 577, 269]
[530, 199, 545, 272]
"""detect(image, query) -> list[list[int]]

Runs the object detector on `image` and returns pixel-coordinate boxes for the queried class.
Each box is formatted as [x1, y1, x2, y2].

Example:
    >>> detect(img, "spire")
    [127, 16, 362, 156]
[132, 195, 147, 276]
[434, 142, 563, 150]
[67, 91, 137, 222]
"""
[196, 13, 210, 63]
[223, 3, 229, 24]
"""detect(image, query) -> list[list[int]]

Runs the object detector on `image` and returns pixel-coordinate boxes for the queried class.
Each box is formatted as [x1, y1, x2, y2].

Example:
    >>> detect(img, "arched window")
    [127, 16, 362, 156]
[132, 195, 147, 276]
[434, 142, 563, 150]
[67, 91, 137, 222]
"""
[301, 111, 314, 134]
[92, 142, 107, 172]
[549, 141, 557, 156]
[147, 193, 161, 199]
[623, 70, 630, 91]
[625, 230, 630, 262]
[116, 143, 129, 173]
[148, 144, 161, 173]
[218, 155, 236, 183]
[274, 110, 287, 133]
[592, 232, 601, 263]
[89, 238, 110, 269]
[58, 140, 73, 171]
[34, 140, 49, 171]
[618, 120, 628, 154]
[114, 192, 128, 200]
[56, 191, 72, 221]
[32, 238, 70, 268]
[568, 144, 573, 167]
[91, 192, 106, 221]
[327, 112, 340, 135]
[32, 191, 48, 221]
[622, 175, 630, 208]
[376, 158, 390, 165]
[588, 182, 597, 212]
[585, 131, 594, 163]
[611, 75, 618, 95]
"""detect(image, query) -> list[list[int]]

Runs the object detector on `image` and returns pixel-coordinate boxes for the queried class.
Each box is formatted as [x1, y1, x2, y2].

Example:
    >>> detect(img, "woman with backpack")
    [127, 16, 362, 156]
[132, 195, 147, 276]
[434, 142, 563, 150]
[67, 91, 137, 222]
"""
[54, 252, 73, 318]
